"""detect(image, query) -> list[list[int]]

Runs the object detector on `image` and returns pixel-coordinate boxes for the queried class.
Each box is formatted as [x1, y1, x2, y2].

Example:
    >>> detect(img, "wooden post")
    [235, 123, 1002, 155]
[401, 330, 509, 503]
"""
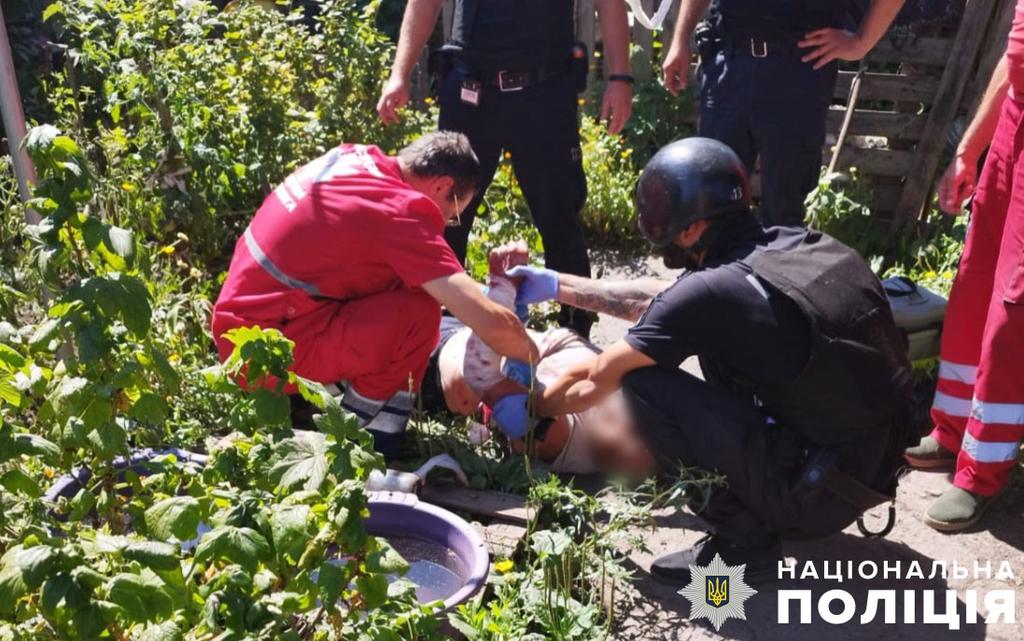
[631, 0, 655, 83]
[577, 0, 598, 96]
[890, 0, 1000, 233]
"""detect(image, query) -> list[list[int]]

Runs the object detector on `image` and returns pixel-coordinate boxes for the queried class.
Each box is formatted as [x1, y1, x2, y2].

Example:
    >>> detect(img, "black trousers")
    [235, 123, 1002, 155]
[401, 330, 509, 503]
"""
[622, 367, 901, 548]
[698, 46, 838, 227]
[438, 66, 592, 336]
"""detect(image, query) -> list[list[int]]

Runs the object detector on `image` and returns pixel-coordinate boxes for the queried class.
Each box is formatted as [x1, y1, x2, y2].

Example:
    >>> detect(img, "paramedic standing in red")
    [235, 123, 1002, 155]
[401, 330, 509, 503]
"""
[904, 2, 1024, 531]
[213, 132, 537, 458]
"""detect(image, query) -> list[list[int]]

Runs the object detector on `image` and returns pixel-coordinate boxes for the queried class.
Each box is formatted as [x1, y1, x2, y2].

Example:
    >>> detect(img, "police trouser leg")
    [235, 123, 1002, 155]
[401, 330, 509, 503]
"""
[622, 366, 863, 546]
[504, 73, 592, 336]
[752, 54, 836, 227]
[439, 68, 503, 264]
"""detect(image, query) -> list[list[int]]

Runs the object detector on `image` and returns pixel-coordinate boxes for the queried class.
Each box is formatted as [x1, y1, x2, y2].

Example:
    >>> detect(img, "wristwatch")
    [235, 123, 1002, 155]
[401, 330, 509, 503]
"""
[608, 74, 635, 85]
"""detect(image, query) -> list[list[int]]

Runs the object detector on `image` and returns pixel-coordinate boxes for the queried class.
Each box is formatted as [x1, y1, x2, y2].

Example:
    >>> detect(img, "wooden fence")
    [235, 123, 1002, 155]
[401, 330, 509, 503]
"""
[414, 0, 1014, 231]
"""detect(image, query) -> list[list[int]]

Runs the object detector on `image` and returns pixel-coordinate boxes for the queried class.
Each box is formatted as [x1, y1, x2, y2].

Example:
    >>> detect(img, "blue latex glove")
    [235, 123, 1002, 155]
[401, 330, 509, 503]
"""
[505, 265, 559, 306]
[502, 359, 533, 387]
[491, 394, 530, 439]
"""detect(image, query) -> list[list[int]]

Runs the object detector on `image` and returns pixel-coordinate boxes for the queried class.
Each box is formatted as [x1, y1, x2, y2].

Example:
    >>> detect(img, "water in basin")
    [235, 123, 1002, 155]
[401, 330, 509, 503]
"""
[388, 535, 468, 604]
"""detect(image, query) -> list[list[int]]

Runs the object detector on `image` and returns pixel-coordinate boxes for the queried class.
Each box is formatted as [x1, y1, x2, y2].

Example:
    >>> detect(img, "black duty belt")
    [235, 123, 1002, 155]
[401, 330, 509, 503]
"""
[718, 35, 804, 57]
[455, 61, 570, 92]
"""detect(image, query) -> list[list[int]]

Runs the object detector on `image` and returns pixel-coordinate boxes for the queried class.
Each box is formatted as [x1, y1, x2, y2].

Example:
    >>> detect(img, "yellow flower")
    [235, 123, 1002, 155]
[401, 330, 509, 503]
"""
[494, 559, 514, 574]
[578, 98, 585, 106]
[504, 151, 512, 160]
[424, 96, 435, 105]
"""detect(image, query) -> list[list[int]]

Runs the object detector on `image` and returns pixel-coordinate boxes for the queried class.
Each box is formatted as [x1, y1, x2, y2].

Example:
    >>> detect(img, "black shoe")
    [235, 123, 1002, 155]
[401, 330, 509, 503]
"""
[650, 534, 782, 587]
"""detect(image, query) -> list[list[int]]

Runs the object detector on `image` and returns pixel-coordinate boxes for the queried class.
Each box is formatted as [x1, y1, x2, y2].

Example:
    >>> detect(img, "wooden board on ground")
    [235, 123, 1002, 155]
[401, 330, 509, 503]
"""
[472, 522, 529, 558]
[420, 481, 532, 525]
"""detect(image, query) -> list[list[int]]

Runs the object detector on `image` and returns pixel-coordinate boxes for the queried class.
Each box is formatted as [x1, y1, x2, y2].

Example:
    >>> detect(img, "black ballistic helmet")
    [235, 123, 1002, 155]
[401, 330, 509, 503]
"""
[635, 137, 751, 247]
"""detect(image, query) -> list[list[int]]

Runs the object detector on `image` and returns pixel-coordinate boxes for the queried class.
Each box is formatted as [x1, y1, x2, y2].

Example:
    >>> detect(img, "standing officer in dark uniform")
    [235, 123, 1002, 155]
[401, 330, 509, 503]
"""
[378, 0, 633, 337]
[661, 0, 905, 227]
[510, 138, 914, 584]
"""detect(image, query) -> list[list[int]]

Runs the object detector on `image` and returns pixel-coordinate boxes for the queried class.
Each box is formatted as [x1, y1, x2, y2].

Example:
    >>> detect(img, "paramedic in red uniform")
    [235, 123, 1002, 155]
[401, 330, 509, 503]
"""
[904, 1, 1024, 531]
[212, 132, 537, 457]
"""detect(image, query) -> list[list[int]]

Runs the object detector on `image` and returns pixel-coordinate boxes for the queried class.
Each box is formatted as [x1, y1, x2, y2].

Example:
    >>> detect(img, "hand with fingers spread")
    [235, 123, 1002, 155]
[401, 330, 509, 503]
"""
[798, 28, 869, 69]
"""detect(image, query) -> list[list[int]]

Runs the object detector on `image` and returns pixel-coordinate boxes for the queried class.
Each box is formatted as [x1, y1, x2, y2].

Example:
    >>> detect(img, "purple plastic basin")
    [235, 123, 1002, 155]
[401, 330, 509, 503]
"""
[366, 491, 490, 611]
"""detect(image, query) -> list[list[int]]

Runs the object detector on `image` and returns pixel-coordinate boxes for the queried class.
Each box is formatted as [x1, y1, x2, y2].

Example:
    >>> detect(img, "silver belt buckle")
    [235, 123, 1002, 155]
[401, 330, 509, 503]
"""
[497, 70, 525, 92]
[750, 39, 768, 58]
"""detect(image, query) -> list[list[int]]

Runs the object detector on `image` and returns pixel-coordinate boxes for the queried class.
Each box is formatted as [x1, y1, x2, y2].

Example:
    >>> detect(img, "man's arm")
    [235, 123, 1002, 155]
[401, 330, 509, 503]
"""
[594, 0, 633, 134]
[662, 0, 711, 96]
[506, 265, 670, 322]
[798, 0, 905, 69]
[937, 57, 1009, 213]
[558, 273, 669, 322]
[536, 340, 655, 416]
[422, 272, 540, 365]
[377, 0, 444, 124]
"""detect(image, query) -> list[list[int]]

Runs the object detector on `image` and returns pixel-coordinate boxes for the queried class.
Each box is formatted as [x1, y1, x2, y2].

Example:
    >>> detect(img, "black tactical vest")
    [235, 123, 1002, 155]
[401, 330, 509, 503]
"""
[450, 0, 575, 71]
[736, 228, 912, 446]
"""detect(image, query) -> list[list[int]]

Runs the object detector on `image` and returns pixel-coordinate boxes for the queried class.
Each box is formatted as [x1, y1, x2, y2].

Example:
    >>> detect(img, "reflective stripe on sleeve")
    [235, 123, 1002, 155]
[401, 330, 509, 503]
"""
[938, 361, 977, 385]
[971, 399, 1024, 425]
[243, 228, 321, 297]
[932, 390, 972, 417]
[961, 432, 1022, 463]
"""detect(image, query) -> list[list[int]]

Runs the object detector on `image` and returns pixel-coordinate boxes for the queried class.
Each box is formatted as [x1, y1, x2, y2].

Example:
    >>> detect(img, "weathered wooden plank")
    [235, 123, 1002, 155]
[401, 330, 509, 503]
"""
[834, 71, 938, 103]
[825, 108, 927, 140]
[630, 0, 655, 83]
[420, 482, 531, 525]
[824, 145, 915, 177]
[577, 0, 598, 91]
[962, 0, 1015, 117]
[473, 522, 528, 558]
[867, 36, 954, 66]
[893, 0, 1000, 230]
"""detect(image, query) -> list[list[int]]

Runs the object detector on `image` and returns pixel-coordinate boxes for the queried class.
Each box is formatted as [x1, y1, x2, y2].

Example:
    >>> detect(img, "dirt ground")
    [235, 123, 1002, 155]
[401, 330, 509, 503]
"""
[586, 251, 1024, 641]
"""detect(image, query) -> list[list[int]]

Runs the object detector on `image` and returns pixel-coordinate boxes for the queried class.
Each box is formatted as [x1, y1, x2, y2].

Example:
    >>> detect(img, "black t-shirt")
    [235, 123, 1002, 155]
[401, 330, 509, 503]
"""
[711, 0, 851, 41]
[625, 218, 812, 389]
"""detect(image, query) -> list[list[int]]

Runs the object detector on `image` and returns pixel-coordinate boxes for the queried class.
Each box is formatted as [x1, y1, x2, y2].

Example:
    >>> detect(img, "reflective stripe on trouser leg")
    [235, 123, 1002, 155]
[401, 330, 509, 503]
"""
[341, 384, 412, 461]
[952, 96, 1024, 496]
[929, 362, 975, 454]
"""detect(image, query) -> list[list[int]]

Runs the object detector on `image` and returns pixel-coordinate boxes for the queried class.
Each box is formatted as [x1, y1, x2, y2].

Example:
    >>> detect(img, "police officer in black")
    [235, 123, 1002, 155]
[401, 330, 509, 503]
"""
[661, 0, 905, 227]
[515, 138, 914, 584]
[378, 0, 633, 337]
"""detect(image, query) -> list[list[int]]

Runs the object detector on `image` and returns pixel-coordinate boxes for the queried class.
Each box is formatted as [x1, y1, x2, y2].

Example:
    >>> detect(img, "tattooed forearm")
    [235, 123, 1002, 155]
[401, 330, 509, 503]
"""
[558, 274, 669, 321]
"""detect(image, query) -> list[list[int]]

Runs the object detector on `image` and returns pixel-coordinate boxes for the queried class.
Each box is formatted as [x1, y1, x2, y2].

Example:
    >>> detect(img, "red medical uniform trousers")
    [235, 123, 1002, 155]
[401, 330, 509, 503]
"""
[930, 95, 1024, 497]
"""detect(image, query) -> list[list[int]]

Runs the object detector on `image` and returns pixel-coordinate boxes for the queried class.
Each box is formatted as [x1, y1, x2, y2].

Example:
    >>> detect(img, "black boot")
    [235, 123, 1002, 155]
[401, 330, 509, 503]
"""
[650, 533, 782, 587]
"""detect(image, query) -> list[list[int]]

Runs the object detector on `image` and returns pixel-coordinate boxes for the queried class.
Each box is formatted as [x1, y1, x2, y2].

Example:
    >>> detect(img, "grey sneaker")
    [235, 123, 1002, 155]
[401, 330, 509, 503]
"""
[924, 487, 994, 532]
[904, 435, 956, 470]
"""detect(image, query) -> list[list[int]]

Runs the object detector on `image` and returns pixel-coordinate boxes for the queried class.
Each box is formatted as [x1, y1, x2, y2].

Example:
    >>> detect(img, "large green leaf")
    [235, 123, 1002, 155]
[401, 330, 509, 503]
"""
[1, 545, 61, 590]
[145, 496, 201, 541]
[104, 569, 174, 622]
[139, 620, 183, 641]
[124, 541, 180, 571]
[10, 432, 60, 461]
[193, 525, 271, 573]
[0, 467, 42, 497]
[270, 504, 313, 561]
[269, 432, 329, 491]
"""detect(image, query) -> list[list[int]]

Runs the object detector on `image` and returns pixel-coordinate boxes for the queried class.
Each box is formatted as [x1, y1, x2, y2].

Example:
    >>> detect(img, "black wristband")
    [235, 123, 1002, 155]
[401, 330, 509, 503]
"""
[608, 74, 635, 85]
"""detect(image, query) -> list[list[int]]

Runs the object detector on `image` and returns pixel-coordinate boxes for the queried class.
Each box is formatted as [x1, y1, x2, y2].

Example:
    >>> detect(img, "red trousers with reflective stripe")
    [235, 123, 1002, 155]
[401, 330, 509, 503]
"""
[215, 289, 441, 402]
[930, 95, 1024, 496]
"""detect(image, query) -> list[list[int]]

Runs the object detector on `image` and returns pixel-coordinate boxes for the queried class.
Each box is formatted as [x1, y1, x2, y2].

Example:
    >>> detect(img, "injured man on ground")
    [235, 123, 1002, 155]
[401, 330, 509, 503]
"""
[418, 242, 660, 478]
